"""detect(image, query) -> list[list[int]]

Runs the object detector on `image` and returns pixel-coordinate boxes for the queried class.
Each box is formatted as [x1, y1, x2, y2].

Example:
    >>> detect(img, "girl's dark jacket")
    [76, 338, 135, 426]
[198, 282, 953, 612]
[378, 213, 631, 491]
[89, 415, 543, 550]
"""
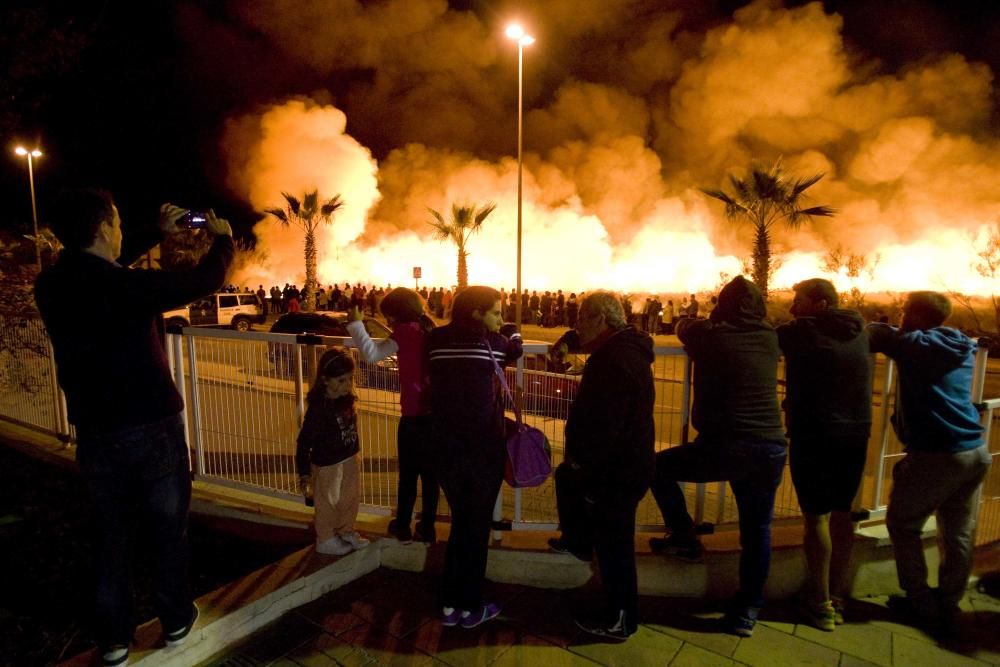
[295, 395, 360, 476]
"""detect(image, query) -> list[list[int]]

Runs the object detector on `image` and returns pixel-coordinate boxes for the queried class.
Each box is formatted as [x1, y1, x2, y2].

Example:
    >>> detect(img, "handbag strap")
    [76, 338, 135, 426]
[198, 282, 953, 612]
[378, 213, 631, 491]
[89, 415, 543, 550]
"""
[484, 338, 524, 426]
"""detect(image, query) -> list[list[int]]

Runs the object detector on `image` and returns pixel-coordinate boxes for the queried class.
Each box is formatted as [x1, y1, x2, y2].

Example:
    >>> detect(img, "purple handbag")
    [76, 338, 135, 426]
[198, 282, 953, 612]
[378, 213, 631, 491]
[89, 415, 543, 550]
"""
[486, 340, 552, 488]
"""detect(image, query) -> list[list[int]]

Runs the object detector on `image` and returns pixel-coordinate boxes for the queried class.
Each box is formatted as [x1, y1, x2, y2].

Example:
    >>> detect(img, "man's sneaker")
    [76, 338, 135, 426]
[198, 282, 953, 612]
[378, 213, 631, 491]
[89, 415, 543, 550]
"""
[388, 519, 413, 544]
[316, 535, 352, 556]
[830, 596, 846, 625]
[414, 522, 436, 544]
[574, 609, 634, 642]
[164, 603, 199, 647]
[459, 602, 501, 629]
[722, 606, 760, 637]
[101, 645, 129, 666]
[800, 598, 836, 632]
[341, 531, 370, 550]
[648, 534, 704, 562]
[548, 537, 592, 562]
[441, 606, 462, 627]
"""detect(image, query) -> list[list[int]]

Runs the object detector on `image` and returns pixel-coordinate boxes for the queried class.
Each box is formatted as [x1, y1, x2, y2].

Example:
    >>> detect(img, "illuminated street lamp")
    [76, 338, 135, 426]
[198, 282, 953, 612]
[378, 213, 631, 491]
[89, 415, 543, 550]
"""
[505, 23, 534, 330]
[14, 146, 43, 270]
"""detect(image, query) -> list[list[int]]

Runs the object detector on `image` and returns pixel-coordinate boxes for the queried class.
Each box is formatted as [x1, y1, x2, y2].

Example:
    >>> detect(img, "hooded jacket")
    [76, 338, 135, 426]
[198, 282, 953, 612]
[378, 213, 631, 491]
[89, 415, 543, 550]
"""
[676, 276, 785, 444]
[868, 324, 983, 452]
[777, 308, 872, 440]
[564, 326, 655, 502]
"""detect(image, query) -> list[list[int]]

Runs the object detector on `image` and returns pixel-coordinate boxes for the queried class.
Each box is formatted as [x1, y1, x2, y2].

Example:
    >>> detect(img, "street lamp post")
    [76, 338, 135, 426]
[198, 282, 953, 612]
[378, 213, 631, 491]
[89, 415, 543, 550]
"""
[505, 24, 534, 331]
[15, 146, 43, 270]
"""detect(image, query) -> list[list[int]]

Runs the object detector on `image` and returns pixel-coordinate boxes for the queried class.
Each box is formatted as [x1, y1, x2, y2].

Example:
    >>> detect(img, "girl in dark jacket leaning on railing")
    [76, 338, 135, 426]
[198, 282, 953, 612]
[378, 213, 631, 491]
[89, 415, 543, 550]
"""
[426, 286, 522, 629]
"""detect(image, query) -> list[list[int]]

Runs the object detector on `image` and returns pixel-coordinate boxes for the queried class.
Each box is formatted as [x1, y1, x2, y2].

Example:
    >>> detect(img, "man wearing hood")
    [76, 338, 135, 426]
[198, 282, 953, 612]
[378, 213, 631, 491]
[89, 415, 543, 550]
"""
[548, 291, 655, 641]
[649, 275, 787, 637]
[777, 279, 872, 631]
[869, 291, 988, 634]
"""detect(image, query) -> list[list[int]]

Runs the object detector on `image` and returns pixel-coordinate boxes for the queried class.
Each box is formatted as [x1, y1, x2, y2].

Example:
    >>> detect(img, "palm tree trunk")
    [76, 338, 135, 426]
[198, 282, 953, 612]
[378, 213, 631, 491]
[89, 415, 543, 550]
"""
[304, 229, 317, 312]
[457, 248, 468, 291]
[752, 224, 770, 299]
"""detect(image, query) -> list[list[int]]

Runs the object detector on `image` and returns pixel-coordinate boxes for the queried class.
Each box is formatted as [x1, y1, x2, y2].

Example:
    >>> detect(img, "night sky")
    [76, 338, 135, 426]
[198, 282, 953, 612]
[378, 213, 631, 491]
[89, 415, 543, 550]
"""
[2, 0, 998, 269]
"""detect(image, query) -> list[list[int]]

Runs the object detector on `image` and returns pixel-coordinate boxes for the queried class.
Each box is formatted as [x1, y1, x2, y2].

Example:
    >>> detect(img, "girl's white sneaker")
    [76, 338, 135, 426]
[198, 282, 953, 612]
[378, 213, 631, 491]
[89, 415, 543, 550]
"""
[340, 531, 370, 549]
[316, 536, 352, 555]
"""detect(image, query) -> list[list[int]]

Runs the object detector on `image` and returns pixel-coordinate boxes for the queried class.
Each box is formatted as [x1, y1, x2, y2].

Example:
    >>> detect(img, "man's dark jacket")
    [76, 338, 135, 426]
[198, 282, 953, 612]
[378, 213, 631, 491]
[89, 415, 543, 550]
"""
[564, 326, 655, 503]
[777, 309, 872, 440]
[35, 235, 234, 434]
[677, 276, 784, 444]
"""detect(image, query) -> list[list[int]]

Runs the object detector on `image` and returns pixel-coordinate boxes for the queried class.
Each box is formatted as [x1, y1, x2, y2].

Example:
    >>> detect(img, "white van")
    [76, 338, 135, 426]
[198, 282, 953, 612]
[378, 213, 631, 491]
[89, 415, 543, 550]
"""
[163, 292, 265, 332]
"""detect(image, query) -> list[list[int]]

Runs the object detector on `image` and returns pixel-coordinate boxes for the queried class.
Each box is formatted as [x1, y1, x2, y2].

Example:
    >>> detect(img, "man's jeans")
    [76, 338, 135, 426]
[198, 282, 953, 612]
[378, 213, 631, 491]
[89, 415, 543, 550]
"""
[650, 438, 787, 608]
[76, 414, 193, 648]
[887, 444, 991, 608]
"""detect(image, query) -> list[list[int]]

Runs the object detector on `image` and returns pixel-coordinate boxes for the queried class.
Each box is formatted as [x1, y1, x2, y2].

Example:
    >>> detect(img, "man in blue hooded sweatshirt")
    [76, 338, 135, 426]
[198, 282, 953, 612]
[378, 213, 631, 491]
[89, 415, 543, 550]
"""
[868, 291, 988, 633]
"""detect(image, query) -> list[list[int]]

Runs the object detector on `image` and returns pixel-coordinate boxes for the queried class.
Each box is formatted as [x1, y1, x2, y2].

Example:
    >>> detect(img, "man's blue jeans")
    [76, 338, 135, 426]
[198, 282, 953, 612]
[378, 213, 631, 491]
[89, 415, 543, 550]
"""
[76, 414, 193, 648]
[650, 438, 787, 609]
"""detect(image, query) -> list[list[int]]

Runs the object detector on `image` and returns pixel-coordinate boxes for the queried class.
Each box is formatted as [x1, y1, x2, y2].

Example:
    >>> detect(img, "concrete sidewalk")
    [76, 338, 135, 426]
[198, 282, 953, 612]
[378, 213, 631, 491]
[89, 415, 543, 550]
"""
[203, 567, 1000, 667]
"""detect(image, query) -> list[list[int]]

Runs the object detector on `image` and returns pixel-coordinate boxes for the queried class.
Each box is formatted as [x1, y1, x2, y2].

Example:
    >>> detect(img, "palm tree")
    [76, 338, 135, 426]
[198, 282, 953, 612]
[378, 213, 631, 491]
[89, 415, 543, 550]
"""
[265, 190, 344, 312]
[428, 202, 496, 291]
[702, 160, 834, 298]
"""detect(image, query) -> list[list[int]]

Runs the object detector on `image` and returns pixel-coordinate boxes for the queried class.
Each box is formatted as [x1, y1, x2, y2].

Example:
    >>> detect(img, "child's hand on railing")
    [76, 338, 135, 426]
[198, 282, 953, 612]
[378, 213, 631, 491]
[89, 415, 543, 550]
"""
[299, 474, 314, 507]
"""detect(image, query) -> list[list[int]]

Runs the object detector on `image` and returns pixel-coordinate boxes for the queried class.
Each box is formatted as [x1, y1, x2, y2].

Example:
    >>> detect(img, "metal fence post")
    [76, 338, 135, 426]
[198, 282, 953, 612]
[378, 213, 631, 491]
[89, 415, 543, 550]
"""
[872, 356, 895, 511]
[295, 344, 305, 428]
[972, 337, 990, 403]
[185, 335, 206, 476]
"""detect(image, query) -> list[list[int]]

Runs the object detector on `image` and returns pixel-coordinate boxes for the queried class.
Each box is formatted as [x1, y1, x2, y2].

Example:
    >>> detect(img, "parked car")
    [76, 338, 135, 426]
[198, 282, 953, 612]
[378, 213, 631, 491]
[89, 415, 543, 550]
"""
[164, 292, 265, 332]
[267, 312, 399, 388]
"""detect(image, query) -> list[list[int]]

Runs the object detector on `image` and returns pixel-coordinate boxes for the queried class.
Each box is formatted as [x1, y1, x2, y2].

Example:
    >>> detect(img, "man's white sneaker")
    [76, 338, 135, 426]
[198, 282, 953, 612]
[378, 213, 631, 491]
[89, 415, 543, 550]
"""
[316, 536, 352, 555]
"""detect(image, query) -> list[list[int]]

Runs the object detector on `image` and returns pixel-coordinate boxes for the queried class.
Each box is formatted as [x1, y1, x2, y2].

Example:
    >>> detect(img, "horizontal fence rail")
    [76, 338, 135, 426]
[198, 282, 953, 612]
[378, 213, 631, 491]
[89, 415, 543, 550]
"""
[2, 312, 997, 544]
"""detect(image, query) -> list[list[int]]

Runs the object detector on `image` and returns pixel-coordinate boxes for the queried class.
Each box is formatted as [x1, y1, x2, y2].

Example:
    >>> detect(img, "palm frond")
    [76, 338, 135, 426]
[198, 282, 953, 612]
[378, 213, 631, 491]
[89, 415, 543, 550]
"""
[791, 173, 824, 197]
[303, 190, 319, 217]
[320, 195, 344, 218]
[473, 203, 497, 226]
[281, 192, 300, 216]
[798, 205, 836, 217]
[264, 208, 289, 224]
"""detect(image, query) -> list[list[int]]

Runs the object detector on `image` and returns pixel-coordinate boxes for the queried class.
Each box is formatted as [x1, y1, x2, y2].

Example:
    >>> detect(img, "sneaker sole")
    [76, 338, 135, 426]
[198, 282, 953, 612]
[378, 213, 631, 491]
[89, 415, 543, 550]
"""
[460, 607, 501, 629]
[573, 619, 629, 641]
[164, 604, 199, 647]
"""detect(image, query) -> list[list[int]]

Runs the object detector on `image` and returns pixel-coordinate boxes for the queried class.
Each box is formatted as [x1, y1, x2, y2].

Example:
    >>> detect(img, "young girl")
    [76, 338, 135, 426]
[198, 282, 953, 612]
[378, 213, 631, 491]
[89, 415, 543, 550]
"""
[347, 287, 438, 543]
[296, 347, 370, 556]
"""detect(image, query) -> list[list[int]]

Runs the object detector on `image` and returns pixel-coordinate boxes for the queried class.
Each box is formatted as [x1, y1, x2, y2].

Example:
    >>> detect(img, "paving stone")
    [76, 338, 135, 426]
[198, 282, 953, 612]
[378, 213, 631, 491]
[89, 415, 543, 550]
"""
[295, 596, 370, 638]
[220, 613, 325, 665]
[641, 604, 740, 658]
[838, 655, 883, 667]
[491, 634, 601, 667]
[338, 621, 440, 667]
[569, 625, 683, 666]
[502, 588, 581, 648]
[795, 619, 893, 666]
[284, 630, 373, 667]
[732, 624, 840, 667]
[403, 617, 522, 667]
[892, 633, 992, 667]
[669, 644, 737, 667]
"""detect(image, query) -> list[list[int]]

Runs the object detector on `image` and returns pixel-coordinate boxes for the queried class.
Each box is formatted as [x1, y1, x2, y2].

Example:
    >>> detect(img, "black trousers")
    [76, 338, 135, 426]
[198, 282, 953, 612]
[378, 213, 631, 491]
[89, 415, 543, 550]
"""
[396, 415, 439, 528]
[435, 428, 506, 610]
[555, 462, 645, 629]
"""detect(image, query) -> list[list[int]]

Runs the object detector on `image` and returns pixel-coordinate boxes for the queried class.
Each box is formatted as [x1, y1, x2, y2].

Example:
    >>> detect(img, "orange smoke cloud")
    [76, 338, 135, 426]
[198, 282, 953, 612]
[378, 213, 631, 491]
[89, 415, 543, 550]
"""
[217, 1, 1000, 299]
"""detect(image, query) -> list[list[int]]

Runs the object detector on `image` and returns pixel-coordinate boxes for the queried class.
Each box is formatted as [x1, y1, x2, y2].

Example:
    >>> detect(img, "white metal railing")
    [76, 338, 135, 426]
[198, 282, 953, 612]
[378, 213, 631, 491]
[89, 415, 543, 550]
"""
[2, 313, 997, 542]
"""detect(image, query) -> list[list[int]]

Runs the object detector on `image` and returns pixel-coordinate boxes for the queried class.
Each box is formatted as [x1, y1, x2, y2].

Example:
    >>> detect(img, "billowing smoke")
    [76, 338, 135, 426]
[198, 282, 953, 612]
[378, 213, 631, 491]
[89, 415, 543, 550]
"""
[211, 0, 1000, 296]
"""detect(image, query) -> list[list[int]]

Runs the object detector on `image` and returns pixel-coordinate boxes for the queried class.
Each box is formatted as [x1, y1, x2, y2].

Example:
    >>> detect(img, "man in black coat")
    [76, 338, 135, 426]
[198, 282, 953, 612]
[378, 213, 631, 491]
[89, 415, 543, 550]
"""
[549, 291, 655, 640]
[648, 275, 786, 638]
[35, 189, 234, 666]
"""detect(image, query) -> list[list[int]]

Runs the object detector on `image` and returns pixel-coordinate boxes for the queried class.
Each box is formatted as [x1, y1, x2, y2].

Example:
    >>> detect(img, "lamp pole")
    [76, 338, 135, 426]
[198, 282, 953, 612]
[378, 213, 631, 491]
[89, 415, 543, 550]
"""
[505, 24, 534, 331]
[15, 146, 43, 270]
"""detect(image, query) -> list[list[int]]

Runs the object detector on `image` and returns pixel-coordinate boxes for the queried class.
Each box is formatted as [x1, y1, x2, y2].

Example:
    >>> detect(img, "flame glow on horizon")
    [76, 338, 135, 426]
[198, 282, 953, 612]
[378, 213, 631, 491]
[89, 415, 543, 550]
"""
[215, 1, 1000, 298]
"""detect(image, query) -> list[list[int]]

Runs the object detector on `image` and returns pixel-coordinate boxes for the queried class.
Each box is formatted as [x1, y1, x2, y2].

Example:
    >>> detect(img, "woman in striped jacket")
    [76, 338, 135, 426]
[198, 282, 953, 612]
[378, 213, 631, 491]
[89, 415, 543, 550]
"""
[426, 286, 522, 629]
